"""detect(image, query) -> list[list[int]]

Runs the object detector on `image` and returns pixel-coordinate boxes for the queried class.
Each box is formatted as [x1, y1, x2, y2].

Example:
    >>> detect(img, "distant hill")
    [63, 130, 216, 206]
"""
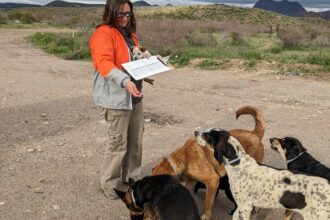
[254, 0, 306, 17]
[44, 0, 103, 7]
[319, 11, 330, 20]
[0, 0, 154, 9]
[133, 1, 151, 7]
[0, 3, 41, 8]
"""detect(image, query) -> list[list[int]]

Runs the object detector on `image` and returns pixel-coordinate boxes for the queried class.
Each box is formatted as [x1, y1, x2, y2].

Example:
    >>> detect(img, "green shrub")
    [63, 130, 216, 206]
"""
[171, 54, 192, 67]
[322, 65, 330, 72]
[198, 59, 223, 70]
[8, 11, 37, 24]
[65, 48, 91, 60]
[20, 12, 37, 24]
[304, 54, 330, 66]
[277, 28, 306, 48]
[238, 50, 261, 60]
[244, 60, 257, 69]
[29, 32, 91, 60]
[269, 47, 282, 54]
[31, 32, 57, 47]
[0, 13, 8, 24]
[230, 32, 244, 46]
[185, 31, 216, 47]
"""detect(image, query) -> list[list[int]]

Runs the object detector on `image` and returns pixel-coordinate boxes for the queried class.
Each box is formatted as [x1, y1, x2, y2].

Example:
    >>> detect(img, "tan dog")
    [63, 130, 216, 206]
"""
[152, 106, 265, 220]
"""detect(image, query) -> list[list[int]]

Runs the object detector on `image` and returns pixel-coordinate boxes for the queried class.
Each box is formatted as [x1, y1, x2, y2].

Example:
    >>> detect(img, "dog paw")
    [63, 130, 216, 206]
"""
[201, 214, 210, 220]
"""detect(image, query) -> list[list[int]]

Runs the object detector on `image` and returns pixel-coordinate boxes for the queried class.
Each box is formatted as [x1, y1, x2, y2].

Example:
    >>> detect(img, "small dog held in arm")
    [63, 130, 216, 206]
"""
[152, 106, 265, 220]
[197, 129, 330, 220]
[114, 174, 200, 220]
[131, 46, 172, 86]
[270, 137, 330, 220]
[131, 46, 154, 85]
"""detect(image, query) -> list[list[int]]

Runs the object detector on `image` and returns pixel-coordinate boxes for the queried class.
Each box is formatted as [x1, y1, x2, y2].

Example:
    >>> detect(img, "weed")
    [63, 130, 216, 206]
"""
[239, 50, 262, 60]
[230, 32, 244, 46]
[244, 60, 257, 69]
[303, 54, 330, 66]
[269, 47, 282, 54]
[198, 59, 223, 70]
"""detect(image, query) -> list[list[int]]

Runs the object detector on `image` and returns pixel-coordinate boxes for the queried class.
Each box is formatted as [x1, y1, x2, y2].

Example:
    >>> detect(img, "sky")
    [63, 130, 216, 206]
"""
[0, 0, 330, 12]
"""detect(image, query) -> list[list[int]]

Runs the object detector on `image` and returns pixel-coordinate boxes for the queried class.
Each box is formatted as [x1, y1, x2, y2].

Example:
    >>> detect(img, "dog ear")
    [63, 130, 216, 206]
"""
[113, 188, 126, 200]
[214, 143, 224, 163]
[128, 178, 136, 187]
[140, 47, 146, 52]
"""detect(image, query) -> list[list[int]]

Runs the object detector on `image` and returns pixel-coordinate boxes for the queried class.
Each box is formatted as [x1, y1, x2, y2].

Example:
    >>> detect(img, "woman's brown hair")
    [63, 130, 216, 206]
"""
[102, 0, 136, 35]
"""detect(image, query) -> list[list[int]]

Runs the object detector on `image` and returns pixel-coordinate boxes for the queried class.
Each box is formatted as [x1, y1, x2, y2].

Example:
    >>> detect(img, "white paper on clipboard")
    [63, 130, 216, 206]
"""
[122, 56, 172, 80]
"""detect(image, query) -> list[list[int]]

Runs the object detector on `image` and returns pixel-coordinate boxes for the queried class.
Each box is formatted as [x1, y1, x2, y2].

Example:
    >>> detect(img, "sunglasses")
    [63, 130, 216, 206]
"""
[117, 12, 132, 19]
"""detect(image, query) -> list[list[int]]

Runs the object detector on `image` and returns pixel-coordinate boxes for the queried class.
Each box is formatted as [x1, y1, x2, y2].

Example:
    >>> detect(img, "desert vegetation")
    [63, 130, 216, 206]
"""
[1, 5, 329, 78]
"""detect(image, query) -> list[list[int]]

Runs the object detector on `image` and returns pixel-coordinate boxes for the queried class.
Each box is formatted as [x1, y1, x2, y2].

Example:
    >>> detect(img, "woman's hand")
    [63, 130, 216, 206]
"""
[125, 81, 143, 97]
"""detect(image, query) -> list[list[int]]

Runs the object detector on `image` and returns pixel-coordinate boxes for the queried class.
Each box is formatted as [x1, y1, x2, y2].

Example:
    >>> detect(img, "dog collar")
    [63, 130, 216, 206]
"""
[167, 156, 181, 176]
[131, 189, 136, 204]
[286, 151, 306, 164]
[225, 151, 242, 166]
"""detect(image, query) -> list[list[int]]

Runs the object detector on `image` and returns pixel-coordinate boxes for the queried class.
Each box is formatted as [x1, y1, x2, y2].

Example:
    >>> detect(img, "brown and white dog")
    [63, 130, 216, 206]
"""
[197, 129, 330, 220]
[131, 46, 154, 85]
[152, 106, 265, 220]
[131, 46, 152, 60]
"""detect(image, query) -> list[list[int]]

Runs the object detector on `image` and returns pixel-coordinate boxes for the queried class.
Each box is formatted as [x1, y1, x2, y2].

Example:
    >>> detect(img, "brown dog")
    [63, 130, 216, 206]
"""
[152, 106, 265, 220]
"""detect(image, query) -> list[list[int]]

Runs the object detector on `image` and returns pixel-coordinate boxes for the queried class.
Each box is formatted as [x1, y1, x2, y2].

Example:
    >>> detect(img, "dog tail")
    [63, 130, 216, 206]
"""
[236, 106, 265, 140]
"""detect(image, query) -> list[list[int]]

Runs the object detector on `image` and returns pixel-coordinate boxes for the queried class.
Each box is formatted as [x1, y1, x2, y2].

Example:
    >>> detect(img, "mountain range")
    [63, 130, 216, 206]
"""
[254, 0, 306, 17]
[0, 0, 329, 20]
[0, 0, 150, 8]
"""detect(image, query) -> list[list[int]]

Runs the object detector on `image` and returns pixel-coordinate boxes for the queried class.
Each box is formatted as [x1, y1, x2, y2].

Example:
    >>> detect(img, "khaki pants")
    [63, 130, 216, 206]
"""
[100, 102, 144, 192]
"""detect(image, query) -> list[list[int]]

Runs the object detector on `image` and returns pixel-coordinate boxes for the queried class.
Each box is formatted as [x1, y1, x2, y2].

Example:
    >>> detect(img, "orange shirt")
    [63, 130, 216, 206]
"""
[89, 25, 139, 78]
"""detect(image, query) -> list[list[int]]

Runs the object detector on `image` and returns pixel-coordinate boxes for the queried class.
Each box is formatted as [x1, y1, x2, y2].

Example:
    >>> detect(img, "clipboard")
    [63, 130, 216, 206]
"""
[122, 56, 172, 80]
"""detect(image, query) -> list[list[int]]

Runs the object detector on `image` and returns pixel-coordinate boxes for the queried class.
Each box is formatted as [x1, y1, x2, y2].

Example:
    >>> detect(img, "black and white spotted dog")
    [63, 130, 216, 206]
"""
[195, 129, 330, 220]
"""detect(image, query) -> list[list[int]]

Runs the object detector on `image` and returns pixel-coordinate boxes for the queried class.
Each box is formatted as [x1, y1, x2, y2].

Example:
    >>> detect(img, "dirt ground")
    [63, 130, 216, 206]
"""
[0, 28, 329, 220]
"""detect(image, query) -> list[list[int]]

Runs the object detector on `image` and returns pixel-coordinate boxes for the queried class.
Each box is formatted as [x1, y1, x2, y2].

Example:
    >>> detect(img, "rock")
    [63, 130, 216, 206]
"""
[34, 188, 44, 194]
[53, 205, 60, 210]
[27, 148, 35, 153]
[144, 118, 151, 123]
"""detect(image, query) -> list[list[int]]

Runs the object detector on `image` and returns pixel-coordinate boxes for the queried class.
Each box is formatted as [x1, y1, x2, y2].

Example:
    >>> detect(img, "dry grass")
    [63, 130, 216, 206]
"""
[1, 5, 329, 75]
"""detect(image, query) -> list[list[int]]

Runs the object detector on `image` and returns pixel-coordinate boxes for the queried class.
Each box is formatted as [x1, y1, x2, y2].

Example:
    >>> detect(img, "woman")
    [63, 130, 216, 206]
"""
[89, 0, 144, 199]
